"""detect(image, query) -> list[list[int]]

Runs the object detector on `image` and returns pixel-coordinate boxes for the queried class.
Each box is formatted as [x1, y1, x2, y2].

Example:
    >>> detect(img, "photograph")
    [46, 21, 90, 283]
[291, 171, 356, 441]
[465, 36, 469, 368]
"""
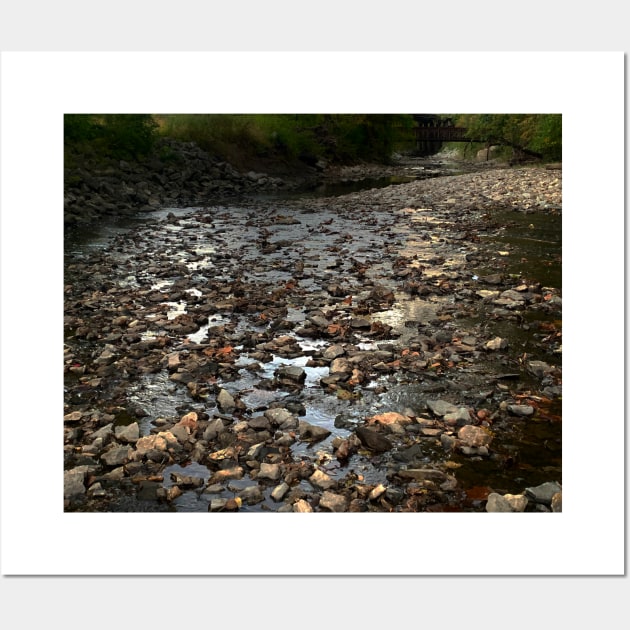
[63, 112, 563, 516]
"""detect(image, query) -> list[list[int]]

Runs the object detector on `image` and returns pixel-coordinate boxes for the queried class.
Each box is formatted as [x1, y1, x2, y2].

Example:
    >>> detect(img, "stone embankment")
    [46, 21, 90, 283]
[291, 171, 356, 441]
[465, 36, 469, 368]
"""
[64, 138, 310, 227]
[64, 158, 562, 513]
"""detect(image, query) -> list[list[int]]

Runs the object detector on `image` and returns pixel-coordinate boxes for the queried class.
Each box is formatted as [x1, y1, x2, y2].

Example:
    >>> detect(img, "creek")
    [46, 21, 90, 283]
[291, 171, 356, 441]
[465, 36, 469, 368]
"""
[64, 157, 562, 512]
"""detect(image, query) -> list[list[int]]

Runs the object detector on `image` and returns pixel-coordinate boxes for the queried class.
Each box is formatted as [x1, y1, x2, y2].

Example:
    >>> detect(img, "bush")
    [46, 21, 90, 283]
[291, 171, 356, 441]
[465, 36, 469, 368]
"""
[64, 114, 158, 160]
[157, 114, 414, 166]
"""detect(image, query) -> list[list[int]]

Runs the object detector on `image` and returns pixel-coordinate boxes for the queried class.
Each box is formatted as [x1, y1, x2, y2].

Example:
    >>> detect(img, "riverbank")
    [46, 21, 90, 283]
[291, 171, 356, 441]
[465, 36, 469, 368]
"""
[64, 162, 562, 513]
[65, 137, 550, 228]
[64, 137, 322, 227]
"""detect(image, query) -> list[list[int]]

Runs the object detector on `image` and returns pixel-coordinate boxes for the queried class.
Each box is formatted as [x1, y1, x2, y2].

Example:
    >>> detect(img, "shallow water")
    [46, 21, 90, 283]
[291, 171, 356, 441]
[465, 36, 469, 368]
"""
[65, 163, 561, 511]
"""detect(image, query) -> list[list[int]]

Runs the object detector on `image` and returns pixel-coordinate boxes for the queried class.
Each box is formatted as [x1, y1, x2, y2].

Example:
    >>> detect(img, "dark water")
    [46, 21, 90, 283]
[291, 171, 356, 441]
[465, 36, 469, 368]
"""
[478, 208, 562, 289]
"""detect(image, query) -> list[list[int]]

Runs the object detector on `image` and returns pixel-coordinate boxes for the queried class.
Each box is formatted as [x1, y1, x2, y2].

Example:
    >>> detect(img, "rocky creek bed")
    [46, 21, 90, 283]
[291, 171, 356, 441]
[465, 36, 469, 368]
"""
[64, 161, 562, 513]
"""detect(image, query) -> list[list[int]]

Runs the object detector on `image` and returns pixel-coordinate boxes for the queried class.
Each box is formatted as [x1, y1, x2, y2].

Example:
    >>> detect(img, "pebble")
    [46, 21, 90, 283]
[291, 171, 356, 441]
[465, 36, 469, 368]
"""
[63, 158, 562, 513]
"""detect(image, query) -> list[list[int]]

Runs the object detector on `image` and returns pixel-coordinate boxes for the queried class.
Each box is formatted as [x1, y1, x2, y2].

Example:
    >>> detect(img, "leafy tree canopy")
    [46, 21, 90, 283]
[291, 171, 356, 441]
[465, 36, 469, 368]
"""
[454, 114, 561, 161]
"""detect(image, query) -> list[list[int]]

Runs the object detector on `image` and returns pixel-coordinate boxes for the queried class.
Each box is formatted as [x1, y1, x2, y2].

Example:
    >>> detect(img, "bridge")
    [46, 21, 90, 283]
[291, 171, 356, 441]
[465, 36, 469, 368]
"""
[410, 114, 478, 155]
[413, 126, 470, 143]
[408, 114, 542, 161]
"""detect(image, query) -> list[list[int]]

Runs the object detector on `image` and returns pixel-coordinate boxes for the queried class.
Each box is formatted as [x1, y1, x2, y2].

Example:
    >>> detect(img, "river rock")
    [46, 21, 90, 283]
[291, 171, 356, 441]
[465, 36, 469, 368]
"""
[393, 443, 424, 464]
[165, 421, 186, 442]
[298, 420, 331, 442]
[271, 482, 290, 502]
[457, 425, 493, 448]
[64, 155, 563, 515]
[485, 337, 508, 351]
[426, 399, 460, 417]
[504, 494, 528, 512]
[275, 365, 306, 385]
[217, 388, 236, 412]
[264, 408, 298, 429]
[508, 404, 535, 417]
[323, 344, 345, 360]
[208, 466, 244, 484]
[330, 357, 352, 374]
[64, 411, 83, 423]
[238, 485, 264, 505]
[95, 346, 117, 365]
[524, 481, 562, 505]
[64, 468, 87, 498]
[101, 445, 132, 466]
[527, 360, 553, 378]
[293, 499, 313, 512]
[170, 473, 204, 488]
[366, 411, 412, 426]
[309, 469, 335, 490]
[248, 416, 271, 431]
[485, 493, 512, 512]
[258, 462, 282, 481]
[355, 426, 393, 452]
[443, 408, 472, 426]
[202, 418, 226, 440]
[114, 422, 140, 443]
[551, 492, 562, 512]
[177, 411, 198, 431]
[135, 432, 177, 454]
[319, 491, 348, 512]
[91, 423, 114, 440]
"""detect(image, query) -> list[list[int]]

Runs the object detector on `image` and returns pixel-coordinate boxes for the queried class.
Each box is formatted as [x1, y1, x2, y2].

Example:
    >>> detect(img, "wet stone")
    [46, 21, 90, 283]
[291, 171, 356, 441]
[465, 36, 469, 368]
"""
[319, 491, 348, 512]
[309, 469, 335, 490]
[293, 499, 313, 513]
[458, 425, 493, 448]
[507, 404, 535, 417]
[485, 337, 508, 351]
[486, 493, 512, 512]
[426, 399, 460, 417]
[101, 445, 132, 466]
[528, 360, 553, 378]
[271, 482, 290, 502]
[355, 426, 393, 453]
[64, 411, 83, 423]
[443, 408, 472, 427]
[524, 481, 562, 505]
[202, 418, 226, 441]
[264, 408, 297, 429]
[238, 485, 264, 505]
[64, 469, 87, 498]
[114, 422, 140, 443]
[217, 388, 236, 412]
[323, 344, 345, 360]
[248, 416, 272, 431]
[551, 492, 562, 512]
[257, 462, 282, 481]
[275, 366, 306, 384]
[298, 421, 331, 442]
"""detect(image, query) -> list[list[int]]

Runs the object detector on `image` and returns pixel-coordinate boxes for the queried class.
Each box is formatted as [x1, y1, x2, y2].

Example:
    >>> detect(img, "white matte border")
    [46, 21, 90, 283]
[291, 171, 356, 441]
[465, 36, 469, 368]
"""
[0, 51, 625, 576]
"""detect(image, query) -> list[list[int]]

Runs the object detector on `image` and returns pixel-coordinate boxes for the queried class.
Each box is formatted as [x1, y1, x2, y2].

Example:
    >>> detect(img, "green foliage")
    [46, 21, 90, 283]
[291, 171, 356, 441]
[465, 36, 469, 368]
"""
[453, 114, 562, 162]
[157, 114, 414, 165]
[64, 114, 98, 142]
[529, 115, 562, 161]
[160, 114, 257, 150]
[99, 114, 158, 158]
[64, 114, 159, 159]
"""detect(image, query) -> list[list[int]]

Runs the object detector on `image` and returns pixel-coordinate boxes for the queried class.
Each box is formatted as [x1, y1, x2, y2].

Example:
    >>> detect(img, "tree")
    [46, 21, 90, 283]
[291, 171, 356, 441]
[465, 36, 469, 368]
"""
[64, 114, 158, 159]
[455, 114, 561, 161]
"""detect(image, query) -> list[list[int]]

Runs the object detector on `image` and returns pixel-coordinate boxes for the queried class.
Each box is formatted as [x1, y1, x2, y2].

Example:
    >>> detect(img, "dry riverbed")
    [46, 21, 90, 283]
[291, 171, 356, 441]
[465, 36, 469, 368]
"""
[64, 163, 562, 513]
